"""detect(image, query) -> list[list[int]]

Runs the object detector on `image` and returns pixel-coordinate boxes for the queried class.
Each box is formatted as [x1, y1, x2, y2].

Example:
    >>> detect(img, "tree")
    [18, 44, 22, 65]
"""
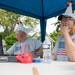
[50, 31, 61, 42]
[0, 9, 39, 38]
[0, 9, 20, 38]
[0, 9, 39, 48]
[20, 16, 39, 28]
[0, 9, 20, 30]
[5, 32, 16, 49]
[50, 20, 61, 43]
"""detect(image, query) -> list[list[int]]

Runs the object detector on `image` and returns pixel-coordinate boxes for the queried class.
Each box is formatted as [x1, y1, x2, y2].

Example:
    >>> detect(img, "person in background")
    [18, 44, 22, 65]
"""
[52, 1, 75, 61]
[7, 20, 43, 58]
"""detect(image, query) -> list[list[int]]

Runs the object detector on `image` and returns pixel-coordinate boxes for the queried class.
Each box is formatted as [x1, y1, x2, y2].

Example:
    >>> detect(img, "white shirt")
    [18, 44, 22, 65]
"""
[7, 39, 42, 55]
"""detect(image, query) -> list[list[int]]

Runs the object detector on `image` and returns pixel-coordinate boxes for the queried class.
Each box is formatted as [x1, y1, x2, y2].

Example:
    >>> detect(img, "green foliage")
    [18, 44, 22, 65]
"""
[5, 33, 16, 49]
[23, 16, 39, 28]
[0, 9, 20, 38]
[50, 30, 61, 43]
[50, 31, 58, 42]
[0, 32, 5, 39]
[50, 20, 62, 43]
[0, 9, 39, 37]
[0, 9, 20, 27]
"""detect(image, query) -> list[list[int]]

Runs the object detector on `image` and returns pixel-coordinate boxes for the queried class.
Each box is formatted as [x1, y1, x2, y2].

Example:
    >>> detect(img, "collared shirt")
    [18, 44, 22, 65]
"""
[7, 39, 42, 55]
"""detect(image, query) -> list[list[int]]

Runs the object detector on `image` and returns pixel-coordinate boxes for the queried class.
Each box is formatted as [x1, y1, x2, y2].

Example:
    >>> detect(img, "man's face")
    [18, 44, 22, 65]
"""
[16, 31, 27, 42]
[61, 16, 75, 29]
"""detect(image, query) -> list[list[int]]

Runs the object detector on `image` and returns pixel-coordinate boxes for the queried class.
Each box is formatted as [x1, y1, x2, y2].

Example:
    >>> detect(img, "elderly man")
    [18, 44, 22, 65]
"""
[7, 24, 43, 58]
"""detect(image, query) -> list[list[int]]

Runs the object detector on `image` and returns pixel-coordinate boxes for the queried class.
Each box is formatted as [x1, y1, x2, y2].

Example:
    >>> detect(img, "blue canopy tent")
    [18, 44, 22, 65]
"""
[0, 0, 75, 42]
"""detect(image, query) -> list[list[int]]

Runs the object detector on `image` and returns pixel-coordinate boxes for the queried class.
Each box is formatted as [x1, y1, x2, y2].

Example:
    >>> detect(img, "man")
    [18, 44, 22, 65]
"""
[7, 24, 43, 58]
[52, 1, 75, 61]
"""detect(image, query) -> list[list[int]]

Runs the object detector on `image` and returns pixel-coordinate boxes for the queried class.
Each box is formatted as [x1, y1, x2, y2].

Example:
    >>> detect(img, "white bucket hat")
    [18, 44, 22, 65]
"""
[58, 3, 75, 20]
[14, 24, 32, 34]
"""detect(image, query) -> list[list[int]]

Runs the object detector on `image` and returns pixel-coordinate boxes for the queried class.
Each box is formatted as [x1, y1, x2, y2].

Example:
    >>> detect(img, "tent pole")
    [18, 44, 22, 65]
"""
[40, 19, 47, 43]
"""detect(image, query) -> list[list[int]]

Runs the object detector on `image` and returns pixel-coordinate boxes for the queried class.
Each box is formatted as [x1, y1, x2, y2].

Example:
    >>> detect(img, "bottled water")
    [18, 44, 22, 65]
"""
[42, 37, 53, 63]
[43, 44, 51, 63]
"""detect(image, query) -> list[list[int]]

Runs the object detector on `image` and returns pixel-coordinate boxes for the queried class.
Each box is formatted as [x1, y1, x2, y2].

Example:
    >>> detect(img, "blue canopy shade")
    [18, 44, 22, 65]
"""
[0, 0, 75, 42]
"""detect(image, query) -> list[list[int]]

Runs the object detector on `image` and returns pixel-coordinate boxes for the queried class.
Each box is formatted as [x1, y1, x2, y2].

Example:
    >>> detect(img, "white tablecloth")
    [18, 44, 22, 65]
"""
[0, 61, 75, 75]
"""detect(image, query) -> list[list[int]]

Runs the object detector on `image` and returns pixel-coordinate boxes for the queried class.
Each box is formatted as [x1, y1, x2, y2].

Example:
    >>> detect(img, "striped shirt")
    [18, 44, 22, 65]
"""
[53, 34, 75, 61]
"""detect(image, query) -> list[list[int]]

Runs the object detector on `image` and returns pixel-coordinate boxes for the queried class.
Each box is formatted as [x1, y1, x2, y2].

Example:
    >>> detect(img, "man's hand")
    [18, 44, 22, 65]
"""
[32, 46, 43, 58]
